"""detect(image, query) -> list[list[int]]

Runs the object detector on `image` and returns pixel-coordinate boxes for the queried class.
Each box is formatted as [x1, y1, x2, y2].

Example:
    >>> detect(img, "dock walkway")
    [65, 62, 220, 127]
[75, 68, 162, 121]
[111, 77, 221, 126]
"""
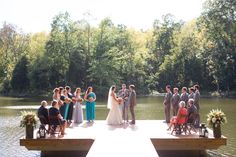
[20, 120, 227, 157]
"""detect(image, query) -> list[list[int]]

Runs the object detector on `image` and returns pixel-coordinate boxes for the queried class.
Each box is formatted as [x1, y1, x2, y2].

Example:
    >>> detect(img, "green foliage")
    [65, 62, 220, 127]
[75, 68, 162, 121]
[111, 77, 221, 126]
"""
[1, 5, 236, 97]
[199, 0, 236, 91]
[10, 56, 30, 91]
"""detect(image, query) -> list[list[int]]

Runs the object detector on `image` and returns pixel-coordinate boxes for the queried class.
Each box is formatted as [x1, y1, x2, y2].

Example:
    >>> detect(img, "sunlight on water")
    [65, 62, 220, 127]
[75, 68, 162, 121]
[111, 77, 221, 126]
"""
[0, 96, 235, 156]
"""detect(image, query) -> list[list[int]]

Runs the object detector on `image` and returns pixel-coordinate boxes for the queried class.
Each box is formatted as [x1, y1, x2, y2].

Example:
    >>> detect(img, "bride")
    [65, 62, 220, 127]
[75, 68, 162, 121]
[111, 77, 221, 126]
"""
[106, 85, 123, 125]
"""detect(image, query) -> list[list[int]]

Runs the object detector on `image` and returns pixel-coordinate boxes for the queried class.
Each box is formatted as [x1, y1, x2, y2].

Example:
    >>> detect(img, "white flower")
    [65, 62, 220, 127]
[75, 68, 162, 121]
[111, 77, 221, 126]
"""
[211, 117, 217, 123]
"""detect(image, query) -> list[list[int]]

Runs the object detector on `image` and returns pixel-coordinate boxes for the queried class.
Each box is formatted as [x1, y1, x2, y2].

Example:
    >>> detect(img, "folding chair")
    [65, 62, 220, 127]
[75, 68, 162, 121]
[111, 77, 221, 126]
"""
[171, 115, 188, 135]
[38, 115, 50, 134]
[186, 113, 199, 134]
[48, 116, 63, 135]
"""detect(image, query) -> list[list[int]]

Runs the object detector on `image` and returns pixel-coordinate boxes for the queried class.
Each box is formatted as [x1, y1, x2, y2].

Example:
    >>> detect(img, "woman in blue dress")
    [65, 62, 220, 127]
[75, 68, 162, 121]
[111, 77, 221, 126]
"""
[73, 88, 84, 123]
[84, 87, 96, 122]
[59, 89, 70, 120]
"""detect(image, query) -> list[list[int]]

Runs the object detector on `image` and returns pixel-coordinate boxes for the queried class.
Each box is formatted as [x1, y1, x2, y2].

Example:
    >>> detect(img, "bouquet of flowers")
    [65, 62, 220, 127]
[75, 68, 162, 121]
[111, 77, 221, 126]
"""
[20, 111, 38, 128]
[78, 97, 84, 103]
[64, 97, 72, 104]
[207, 109, 227, 127]
[88, 97, 94, 102]
[117, 97, 123, 104]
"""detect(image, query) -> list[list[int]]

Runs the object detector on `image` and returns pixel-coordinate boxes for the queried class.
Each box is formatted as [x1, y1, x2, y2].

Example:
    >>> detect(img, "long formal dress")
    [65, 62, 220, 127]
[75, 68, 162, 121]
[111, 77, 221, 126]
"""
[59, 95, 69, 119]
[85, 92, 96, 121]
[73, 95, 83, 123]
[67, 93, 74, 121]
[106, 93, 123, 125]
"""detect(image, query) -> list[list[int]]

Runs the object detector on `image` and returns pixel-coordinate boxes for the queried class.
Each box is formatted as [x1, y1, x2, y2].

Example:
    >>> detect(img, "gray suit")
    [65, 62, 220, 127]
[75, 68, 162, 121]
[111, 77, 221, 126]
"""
[128, 90, 136, 123]
[194, 90, 200, 112]
[118, 89, 129, 121]
[163, 92, 172, 123]
[180, 93, 189, 105]
[171, 93, 180, 116]
[188, 93, 194, 99]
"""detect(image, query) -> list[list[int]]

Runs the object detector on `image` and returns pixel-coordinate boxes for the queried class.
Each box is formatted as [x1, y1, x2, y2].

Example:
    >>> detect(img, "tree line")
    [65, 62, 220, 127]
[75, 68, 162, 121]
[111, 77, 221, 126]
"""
[0, 0, 235, 97]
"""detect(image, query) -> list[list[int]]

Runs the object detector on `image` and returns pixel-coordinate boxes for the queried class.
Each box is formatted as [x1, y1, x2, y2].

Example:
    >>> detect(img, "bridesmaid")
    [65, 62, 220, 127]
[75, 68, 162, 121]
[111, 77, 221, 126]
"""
[53, 88, 60, 101]
[59, 89, 70, 120]
[84, 87, 96, 122]
[65, 86, 74, 124]
[73, 88, 83, 123]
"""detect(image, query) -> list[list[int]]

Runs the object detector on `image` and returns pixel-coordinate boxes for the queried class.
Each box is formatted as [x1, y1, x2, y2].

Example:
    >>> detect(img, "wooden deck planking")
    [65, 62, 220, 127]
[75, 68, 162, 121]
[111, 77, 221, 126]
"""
[20, 120, 227, 154]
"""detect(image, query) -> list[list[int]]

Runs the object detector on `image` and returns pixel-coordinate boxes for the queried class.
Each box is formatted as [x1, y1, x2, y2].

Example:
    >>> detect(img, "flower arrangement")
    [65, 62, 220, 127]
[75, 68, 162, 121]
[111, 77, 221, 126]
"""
[64, 97, 72, 104]
[88, 97, 94, 102]
[20, 111, 38, 128]
[78, 97, 84, 103]
[117, 97, 123, 104]
[207, 109, 227, 127]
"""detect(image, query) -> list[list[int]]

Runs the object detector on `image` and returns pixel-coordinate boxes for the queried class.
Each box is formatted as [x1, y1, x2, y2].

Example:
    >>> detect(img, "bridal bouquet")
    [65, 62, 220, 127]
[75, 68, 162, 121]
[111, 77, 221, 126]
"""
[117, 97, 123, 104]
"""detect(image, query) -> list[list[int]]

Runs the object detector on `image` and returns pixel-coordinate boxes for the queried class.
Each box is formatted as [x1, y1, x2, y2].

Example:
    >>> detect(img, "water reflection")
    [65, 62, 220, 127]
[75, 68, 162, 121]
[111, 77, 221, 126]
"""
[0, 96, 235, 156]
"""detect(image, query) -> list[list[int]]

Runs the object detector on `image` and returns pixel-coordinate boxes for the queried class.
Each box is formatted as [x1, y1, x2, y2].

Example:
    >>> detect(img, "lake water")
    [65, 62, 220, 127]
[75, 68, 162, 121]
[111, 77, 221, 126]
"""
[0, 96, 235, 157]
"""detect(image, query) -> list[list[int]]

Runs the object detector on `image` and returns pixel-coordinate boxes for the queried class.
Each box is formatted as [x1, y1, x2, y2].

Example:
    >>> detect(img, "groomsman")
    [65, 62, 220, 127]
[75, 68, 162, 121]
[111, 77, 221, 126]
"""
[193, 85, 200, 113]
[180, 87, 189, 105]
[163, 85, 172, 123]
[118, 84, 129, 123]
[171, 87, 180, 116]
[128, 85, 136, 125]
[188, 87, 194, 99]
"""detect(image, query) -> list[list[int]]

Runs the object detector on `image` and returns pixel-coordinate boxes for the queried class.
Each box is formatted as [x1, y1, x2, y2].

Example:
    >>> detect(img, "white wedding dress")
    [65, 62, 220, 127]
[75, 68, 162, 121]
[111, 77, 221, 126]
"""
[106, 89, 123, 125]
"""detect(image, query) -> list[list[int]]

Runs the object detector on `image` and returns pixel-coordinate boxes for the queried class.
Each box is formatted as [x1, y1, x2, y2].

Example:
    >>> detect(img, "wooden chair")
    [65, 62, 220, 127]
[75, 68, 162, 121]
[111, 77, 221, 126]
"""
[171, 114, 188, 135]
[48, 116, 63, 135]
[38, 115, 50, 134]
[186, 113, 199, 134]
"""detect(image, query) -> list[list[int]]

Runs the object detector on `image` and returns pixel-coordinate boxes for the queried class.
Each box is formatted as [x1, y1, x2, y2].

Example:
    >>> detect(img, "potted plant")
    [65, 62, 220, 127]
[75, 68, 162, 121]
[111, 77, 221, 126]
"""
[20, 111, 38, 139]
[207, 109, 227, 138]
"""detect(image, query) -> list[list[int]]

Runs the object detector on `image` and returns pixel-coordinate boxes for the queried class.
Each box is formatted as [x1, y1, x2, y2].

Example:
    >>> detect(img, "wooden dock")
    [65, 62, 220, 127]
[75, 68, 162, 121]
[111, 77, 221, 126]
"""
[20, 120, 227, 157]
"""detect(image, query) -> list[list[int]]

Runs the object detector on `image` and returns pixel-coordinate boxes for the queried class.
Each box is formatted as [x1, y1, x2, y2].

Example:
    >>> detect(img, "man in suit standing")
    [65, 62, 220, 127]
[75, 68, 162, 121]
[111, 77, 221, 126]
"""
[171, 87, 180, 116]
[180, 87, 189, 105]
[163, 85, 172, 123]
[128, 85, 136, 125]
[188, 87, 194, 99]
[118, 84, 129, 123]
[193, 85, 200, 112]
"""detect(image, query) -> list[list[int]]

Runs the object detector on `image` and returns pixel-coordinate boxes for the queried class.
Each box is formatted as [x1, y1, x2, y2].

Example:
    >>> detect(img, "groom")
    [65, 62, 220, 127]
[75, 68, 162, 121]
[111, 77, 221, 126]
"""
[118, 84, 129, 123]
[128, 85, 136, 125]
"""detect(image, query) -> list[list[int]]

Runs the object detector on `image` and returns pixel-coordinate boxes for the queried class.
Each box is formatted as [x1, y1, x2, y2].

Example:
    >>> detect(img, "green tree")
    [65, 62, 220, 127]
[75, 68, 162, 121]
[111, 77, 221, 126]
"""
[199, 0, 236, 92]
[0, 23, 29, 93]
[10, 56, 30, 92]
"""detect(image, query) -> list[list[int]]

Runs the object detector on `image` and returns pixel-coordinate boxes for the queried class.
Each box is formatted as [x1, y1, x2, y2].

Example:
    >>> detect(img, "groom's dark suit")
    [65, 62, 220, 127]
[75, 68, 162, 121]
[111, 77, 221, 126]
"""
[129, 90, 136, 124]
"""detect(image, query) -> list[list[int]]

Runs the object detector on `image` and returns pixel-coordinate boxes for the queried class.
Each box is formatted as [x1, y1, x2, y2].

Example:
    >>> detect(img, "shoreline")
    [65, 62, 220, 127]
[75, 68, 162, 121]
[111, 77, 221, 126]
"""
[1, 91, 236, 99]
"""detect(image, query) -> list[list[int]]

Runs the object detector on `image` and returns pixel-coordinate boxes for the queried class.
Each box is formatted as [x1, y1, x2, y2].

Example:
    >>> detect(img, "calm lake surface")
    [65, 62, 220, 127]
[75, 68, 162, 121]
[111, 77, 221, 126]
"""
[0, 96, 235, 157]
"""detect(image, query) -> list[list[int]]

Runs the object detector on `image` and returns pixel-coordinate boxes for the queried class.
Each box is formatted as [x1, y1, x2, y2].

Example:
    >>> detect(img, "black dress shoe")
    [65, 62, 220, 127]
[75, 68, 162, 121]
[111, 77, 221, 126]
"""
[129, 121, 135, 125]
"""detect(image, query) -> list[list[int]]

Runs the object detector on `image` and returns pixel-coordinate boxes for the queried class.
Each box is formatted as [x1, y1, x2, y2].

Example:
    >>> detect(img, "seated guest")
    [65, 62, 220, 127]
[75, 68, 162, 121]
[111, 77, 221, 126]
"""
[187, 99, 197, 122]
[187, 98, 199, 128]
[167, 101, 188, 130]
[37, 100, 49, 124]
[49, 100, 67, 135]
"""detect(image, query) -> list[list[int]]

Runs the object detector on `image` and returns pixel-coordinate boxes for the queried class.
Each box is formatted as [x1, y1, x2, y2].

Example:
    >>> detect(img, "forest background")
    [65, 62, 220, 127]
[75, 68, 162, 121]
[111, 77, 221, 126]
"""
[0, 0, 235, 98]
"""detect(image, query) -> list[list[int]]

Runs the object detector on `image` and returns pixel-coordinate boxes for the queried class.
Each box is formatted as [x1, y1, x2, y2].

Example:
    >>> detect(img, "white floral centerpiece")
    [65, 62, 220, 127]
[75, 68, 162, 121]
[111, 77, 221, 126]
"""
[20, 111, 38, 138]
[207, 109, 227, 127]
[20, 111, 38, 127]
[206, 109, 227, 138]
